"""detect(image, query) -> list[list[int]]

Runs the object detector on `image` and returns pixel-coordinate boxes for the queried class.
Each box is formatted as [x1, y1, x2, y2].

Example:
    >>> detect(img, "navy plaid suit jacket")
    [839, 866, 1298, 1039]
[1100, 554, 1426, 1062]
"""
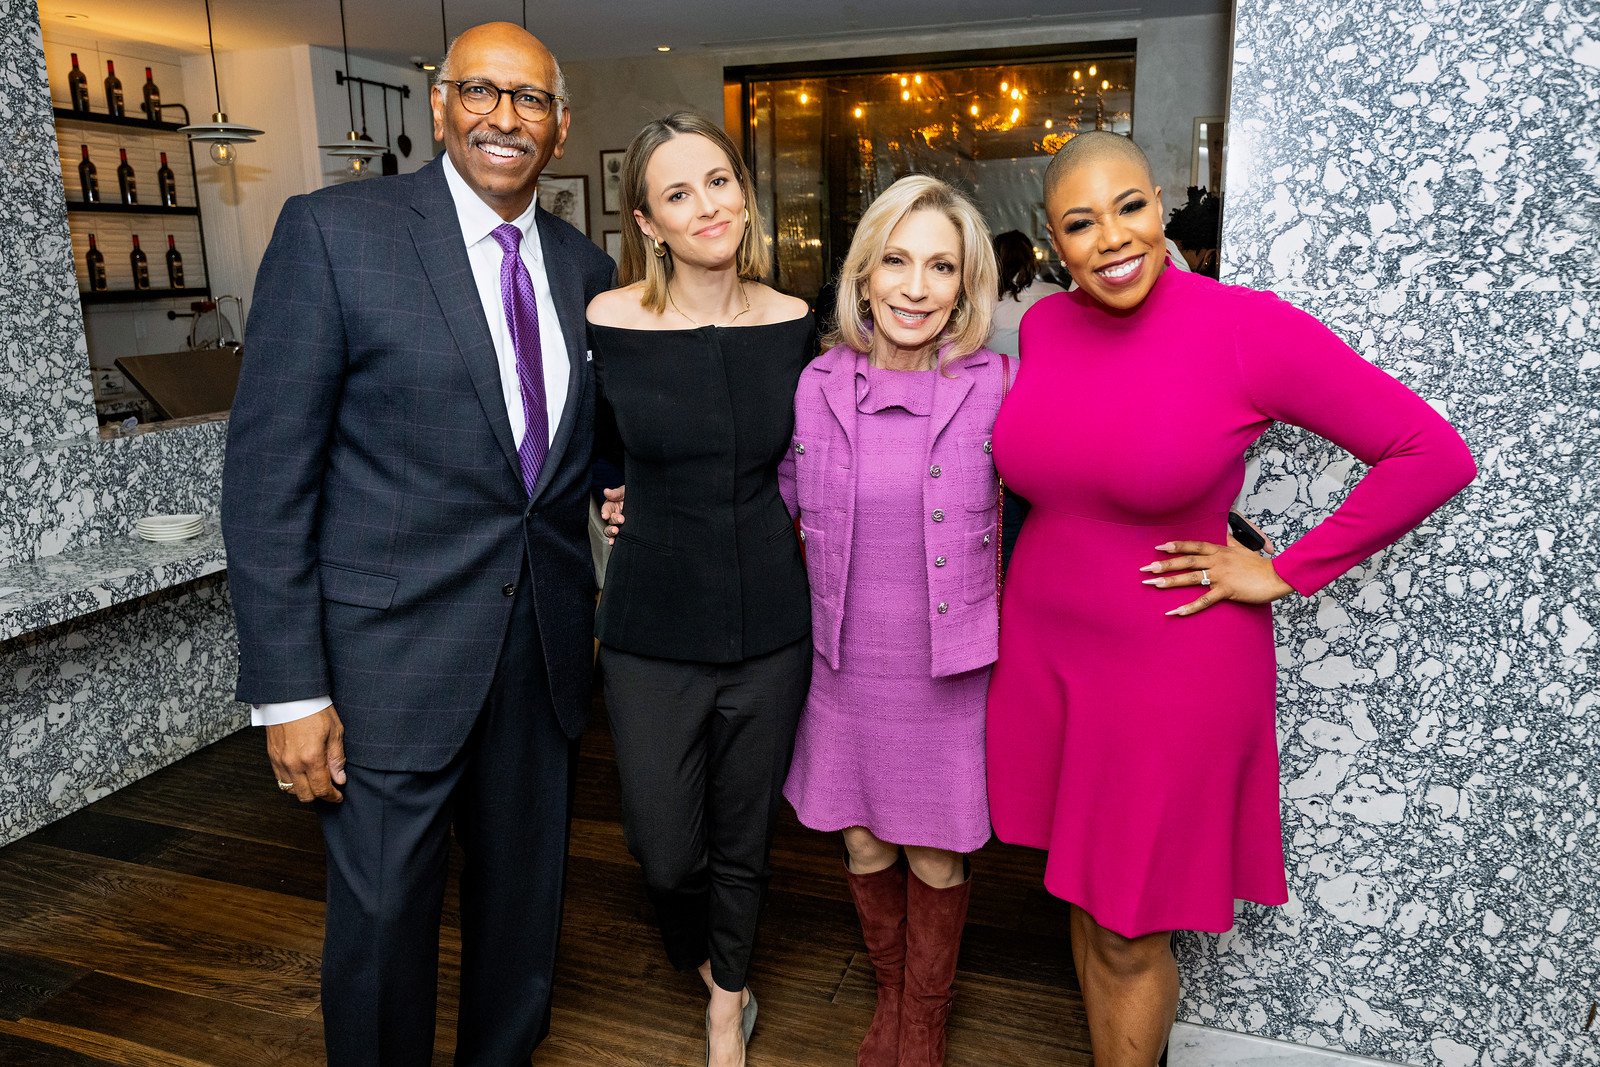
[222, 157, 616, 771]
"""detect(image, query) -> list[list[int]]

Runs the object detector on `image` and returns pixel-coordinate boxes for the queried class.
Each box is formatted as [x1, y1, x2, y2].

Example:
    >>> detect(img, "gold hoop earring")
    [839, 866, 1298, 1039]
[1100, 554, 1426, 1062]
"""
[857, 297, 871, 319]
[652, 238, 667, 259]
[743, 208, 750, 224]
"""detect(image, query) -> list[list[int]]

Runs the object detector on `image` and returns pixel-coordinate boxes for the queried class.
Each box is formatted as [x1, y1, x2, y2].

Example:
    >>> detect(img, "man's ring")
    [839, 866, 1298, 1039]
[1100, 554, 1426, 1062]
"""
[1200, 569, 1211, 587]
[277, 780, 295, 792]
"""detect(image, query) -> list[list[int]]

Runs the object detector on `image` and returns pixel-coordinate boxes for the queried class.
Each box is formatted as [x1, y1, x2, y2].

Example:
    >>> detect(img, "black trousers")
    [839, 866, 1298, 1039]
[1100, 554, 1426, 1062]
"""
[600, 637, 811, 992]
[318, 564, 577, 1067]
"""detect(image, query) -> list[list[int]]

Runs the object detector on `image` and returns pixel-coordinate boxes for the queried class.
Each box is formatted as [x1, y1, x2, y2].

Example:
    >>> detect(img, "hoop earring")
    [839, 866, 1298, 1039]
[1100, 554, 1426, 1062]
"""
[652, 238, 667, 259]
[743, 208, 750, 224]
[857, 297, 871, 320]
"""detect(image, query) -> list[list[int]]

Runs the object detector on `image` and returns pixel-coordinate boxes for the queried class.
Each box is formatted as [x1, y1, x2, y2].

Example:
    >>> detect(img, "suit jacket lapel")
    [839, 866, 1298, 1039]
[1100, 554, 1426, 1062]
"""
[818, 351, 858, 452]
[928, 350, 987, 449]
[408, 161, 522, 481]
[529, 209, 588, 502]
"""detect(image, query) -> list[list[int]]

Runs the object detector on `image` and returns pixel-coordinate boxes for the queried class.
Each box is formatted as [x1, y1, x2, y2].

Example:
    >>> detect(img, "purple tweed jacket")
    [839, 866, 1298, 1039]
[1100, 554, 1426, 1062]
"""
[779, 343, 1008, 678]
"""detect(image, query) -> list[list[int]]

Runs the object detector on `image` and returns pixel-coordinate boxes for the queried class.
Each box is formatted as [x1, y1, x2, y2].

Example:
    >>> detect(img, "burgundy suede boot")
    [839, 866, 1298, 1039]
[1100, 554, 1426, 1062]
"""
[847, 860, 907, 1066]
[898, 866, 970, 1067]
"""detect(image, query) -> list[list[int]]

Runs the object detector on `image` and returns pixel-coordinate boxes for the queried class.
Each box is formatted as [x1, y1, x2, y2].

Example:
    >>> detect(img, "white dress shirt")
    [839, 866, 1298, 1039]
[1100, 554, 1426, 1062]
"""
[252, 158, 571, 728]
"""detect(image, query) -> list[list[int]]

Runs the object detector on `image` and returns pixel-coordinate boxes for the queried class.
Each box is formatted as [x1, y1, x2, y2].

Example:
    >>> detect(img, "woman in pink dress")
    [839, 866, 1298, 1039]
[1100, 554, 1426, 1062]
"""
[780, 175, 1004, 1067]
[985, 132, 1475, 1064]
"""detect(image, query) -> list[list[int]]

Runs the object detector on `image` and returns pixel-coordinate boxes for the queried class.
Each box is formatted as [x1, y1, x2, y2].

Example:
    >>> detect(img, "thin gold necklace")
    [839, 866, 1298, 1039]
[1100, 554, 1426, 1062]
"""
[667, 282, 751, 327]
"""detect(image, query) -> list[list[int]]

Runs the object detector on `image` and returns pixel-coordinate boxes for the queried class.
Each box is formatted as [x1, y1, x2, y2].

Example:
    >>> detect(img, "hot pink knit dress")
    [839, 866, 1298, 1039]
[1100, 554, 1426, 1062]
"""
[985, 267, 1475, 937]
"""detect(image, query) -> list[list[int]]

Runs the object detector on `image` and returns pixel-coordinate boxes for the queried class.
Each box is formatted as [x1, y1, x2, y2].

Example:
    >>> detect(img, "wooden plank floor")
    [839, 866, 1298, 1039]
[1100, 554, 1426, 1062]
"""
[0, 700, 1090, 1066]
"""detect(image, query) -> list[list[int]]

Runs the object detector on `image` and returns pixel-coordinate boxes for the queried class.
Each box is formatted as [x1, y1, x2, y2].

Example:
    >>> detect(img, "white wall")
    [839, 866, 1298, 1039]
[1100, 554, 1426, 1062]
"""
[557, 14, 1232, 250]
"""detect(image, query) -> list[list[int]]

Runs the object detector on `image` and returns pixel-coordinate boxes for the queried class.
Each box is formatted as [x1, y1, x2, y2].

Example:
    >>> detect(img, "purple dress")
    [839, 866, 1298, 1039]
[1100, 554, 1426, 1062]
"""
[784, 362, 992, 853]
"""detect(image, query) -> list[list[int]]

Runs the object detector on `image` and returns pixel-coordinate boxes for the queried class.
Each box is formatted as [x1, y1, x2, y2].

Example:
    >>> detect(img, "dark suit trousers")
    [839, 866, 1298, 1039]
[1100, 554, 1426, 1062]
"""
[599, 637, 810, 992]
[318, 562, 576, 1067]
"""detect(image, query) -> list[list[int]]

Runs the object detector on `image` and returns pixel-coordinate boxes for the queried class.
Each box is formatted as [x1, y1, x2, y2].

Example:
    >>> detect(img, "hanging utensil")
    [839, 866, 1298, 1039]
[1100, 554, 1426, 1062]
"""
[396, 88, 413, 157]
[380, 88, 399, 174]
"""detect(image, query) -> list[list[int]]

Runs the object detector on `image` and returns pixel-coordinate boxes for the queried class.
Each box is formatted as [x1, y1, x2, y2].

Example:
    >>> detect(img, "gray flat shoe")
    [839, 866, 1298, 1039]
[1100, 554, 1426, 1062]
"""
[741, 988, 758, 1045]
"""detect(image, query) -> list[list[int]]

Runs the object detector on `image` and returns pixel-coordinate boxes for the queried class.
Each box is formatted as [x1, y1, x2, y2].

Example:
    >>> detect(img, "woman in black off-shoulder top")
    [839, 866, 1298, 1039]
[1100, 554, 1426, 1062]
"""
[586, 111, 815, 1067]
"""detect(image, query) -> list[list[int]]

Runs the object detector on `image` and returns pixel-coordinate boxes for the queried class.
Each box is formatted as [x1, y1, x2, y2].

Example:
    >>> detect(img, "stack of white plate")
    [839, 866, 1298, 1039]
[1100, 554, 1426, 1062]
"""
[136, 514, 205, 543]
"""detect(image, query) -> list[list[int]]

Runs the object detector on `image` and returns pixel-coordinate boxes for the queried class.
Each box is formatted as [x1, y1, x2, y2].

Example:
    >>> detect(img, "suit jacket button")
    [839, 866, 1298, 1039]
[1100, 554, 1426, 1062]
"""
[930, 465, 942, 478]
[934, 556, 947, 567]
[932, 509, 945, 522]
[936, 602, 948, 614]
[502, 583, 517, 597]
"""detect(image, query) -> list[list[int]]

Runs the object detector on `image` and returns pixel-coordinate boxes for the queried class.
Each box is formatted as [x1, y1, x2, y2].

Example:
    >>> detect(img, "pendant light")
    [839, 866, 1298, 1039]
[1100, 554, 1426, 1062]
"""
[318, 0, 389, 178]
[177, 0, 265, 164]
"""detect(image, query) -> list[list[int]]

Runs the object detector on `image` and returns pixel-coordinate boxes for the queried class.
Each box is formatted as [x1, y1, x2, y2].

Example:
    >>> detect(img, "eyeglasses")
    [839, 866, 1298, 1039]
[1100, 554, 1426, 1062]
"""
[444, 80, 562, 121]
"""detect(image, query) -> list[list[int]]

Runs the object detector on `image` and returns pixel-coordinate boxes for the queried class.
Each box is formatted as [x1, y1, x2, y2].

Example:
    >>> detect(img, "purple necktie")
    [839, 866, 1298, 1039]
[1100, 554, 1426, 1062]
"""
[491, 222, 549, 496]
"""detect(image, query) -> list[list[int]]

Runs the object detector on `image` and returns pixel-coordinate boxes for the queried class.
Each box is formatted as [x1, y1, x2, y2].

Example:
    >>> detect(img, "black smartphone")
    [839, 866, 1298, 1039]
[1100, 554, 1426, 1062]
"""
[1228, 511, 1267, 552]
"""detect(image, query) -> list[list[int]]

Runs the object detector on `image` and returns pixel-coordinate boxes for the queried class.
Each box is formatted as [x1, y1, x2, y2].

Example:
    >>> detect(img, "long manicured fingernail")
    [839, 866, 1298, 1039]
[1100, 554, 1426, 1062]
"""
[1155, 542, 1176, 552]
[1142, 578, 1164, 586]
[1165, 609, 1183, 616]
[1139, 563, 1159, 573]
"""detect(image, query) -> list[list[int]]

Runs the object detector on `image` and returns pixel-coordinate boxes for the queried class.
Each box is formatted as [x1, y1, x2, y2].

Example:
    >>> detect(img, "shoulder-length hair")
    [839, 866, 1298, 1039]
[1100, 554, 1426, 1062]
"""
[827, 175, 998, 366]
[618, 111, 770, 313]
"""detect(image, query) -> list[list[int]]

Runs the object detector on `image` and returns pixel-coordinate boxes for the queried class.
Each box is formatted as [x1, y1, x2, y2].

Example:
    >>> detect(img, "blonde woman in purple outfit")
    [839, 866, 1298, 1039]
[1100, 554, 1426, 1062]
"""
[779, 175, 1002, 1067]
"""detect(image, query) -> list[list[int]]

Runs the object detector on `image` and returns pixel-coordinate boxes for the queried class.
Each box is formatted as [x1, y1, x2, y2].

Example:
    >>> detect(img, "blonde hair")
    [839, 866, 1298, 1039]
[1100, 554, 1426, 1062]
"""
[618, 112, 771, 313]
[828, 175, 998, 366]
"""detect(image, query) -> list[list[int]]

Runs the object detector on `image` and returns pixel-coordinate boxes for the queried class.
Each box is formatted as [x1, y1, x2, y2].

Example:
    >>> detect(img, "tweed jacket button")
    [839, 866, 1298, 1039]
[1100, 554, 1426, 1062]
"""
[936, 602, 948, 614]
[501, 583, 516, 597]
[930, 465, 942, 478]
[982, 533, 991, 546]
[932, 509, 945, 522]
[983, 439, 992, 453]
[794, 441, 806, 454]
[799, 529, 807, 542]
[934, 556, 947, 567]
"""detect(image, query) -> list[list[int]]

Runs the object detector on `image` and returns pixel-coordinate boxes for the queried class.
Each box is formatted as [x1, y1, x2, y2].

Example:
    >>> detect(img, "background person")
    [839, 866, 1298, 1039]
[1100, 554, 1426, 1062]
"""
[586, 111, 815, 1067]
[221, 23, 614, 1064]
[985, 131, 1475, 1065]
[780, 175, 1003, 1067]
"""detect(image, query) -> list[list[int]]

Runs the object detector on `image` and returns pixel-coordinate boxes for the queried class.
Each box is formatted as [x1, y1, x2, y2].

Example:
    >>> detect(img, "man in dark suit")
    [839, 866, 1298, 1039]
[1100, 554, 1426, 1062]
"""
[220, 22, 614, 1065]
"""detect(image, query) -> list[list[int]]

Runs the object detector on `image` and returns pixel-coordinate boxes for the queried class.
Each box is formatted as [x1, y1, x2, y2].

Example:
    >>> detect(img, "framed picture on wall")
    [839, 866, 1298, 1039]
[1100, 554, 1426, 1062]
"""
[600, 149, 626, 214]
[1192, 116, 1226, 193]
[603, 230, 622, 266]
[537, 175, 589, 234]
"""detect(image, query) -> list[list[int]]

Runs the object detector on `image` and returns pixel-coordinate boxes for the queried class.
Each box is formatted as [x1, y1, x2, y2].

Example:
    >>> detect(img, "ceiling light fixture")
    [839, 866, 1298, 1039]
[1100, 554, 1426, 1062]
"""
[656, 45, 672, 52]
[317, 0, 387, 178]
[177, 0, 264, 165]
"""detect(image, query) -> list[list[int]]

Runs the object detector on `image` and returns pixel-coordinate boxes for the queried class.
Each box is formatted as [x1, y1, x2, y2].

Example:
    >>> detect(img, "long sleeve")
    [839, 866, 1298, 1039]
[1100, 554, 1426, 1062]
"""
[220, 195, 347, 704]
[1232, 291, 1477, 596]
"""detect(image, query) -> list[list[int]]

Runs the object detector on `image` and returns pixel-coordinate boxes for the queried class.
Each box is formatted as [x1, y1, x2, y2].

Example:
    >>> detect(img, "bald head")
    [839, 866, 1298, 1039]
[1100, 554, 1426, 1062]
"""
[436, 22, 567, 115]
[1043, 131, 1153, 202]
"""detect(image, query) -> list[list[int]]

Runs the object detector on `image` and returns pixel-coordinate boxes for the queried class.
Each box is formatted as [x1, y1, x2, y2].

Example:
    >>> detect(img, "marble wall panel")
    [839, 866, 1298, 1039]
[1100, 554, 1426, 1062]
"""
[1177, 290, 1598, 1066]
[1222, 0, 1599, 293]
[0, 417, 226, 569]
[0, 575, 243, 843]
[0, 1, 97, 447]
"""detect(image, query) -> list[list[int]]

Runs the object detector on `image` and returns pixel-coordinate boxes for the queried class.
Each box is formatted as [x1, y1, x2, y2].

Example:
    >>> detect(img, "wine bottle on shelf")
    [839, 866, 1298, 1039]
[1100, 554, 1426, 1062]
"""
[85, 234, 108, 292]
[165, 235, 185, 289]
[156, 151, 177, 206]
[141, 67, 161, 120]
[104, 60, 124, 117]
[130, 235, 150, 290]
[68, 53, 91, 113]
[78, 145, 99, 203]
[116, 148, 137, 205]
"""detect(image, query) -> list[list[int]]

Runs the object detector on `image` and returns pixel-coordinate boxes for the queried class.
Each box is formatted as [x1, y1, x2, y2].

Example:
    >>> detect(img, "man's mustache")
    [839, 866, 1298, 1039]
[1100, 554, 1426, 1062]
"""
[468, 130, 536, 154]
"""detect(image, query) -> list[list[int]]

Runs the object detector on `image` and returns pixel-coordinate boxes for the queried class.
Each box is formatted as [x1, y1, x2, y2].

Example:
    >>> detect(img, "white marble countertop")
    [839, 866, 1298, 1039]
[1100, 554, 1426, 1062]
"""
[0, 523, 227, 642]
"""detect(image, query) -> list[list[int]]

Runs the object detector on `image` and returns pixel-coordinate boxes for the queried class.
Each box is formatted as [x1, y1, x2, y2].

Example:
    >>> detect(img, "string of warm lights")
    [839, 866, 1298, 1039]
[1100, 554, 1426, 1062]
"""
[783, 61, 1130, 146]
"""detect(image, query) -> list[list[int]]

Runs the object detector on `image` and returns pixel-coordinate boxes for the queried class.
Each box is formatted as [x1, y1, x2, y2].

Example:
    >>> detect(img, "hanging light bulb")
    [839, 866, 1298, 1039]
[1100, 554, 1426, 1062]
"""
[178, 0, 265, 163]
[799, 91, 809, 104]
[318, 0, 387, 175]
